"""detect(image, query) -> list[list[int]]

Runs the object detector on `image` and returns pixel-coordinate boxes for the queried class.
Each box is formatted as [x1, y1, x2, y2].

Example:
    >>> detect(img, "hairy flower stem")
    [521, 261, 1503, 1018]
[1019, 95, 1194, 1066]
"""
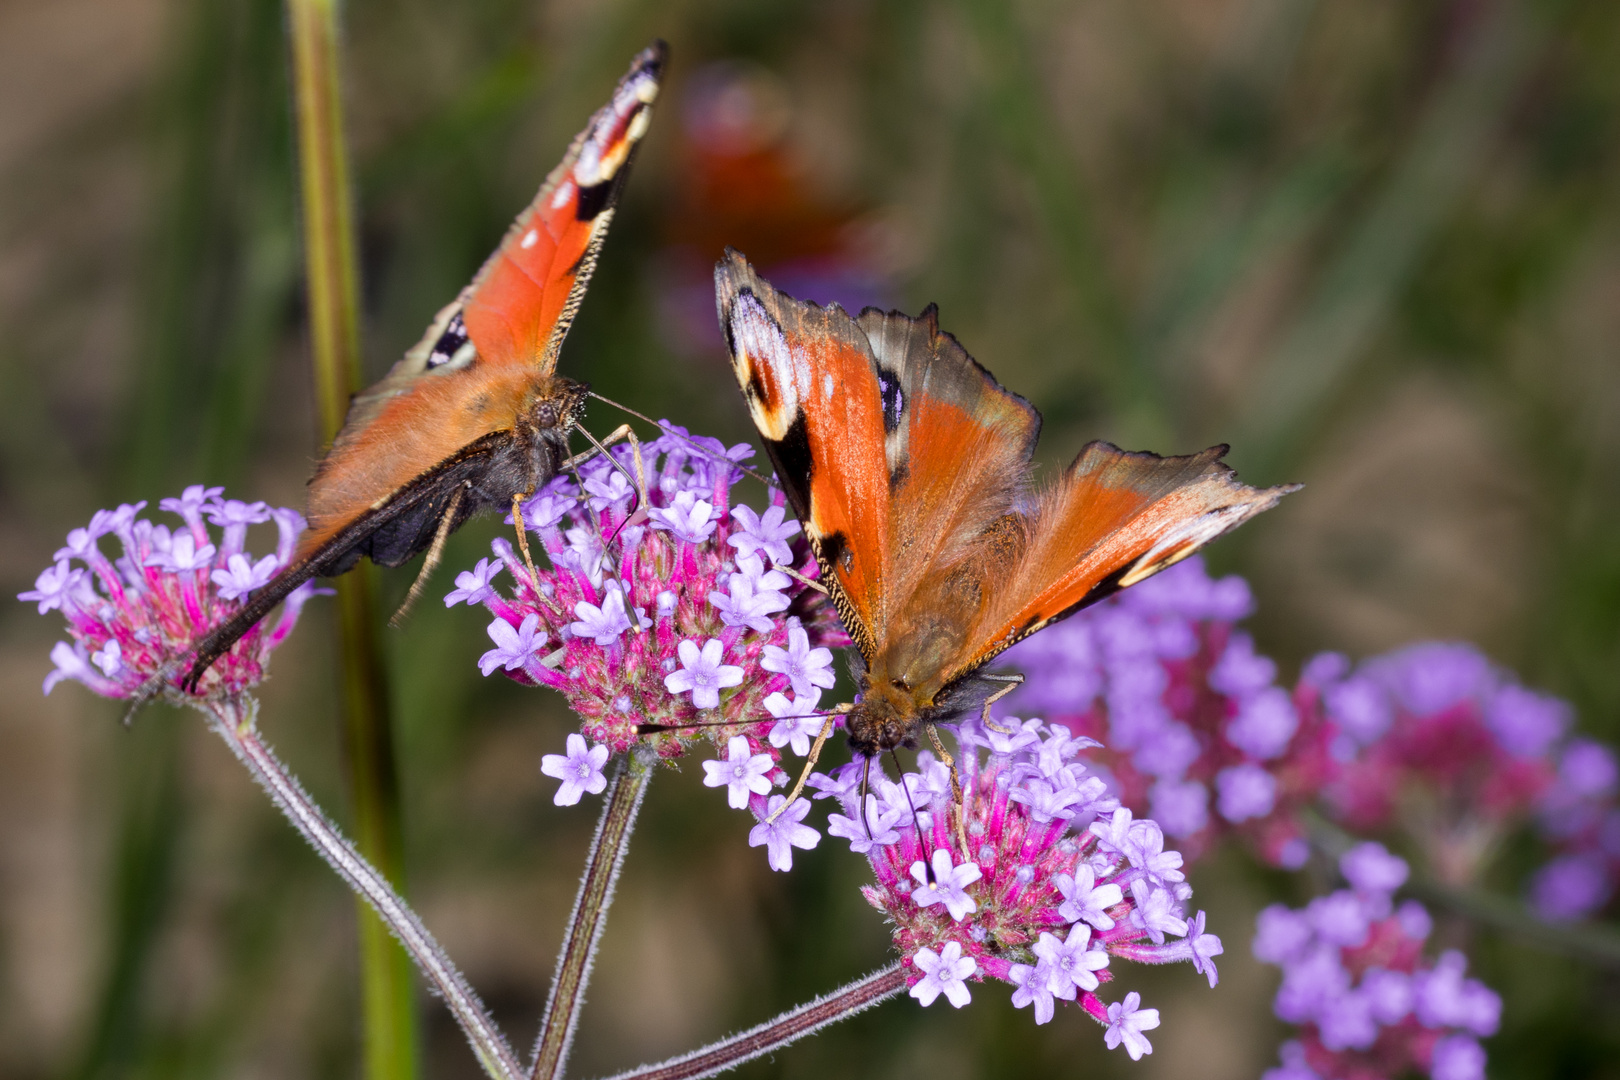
[599, 964, 907, 1080]
[205, 696, 523, 1080]
[531, 750, 655, 1080]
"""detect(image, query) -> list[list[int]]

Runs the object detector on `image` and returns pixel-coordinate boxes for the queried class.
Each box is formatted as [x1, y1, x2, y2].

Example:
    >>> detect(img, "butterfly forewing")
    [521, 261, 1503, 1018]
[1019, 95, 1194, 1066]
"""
[461, 52, 661, 373]
[716, 252, 892, 662]
[299, 43, 665, 560]
[854, 305, 1039, 637]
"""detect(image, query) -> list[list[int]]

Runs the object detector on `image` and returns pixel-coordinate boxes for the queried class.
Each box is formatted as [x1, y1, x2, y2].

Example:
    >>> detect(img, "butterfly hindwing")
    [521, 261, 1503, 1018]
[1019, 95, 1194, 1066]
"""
[941, 441, 1298, 683]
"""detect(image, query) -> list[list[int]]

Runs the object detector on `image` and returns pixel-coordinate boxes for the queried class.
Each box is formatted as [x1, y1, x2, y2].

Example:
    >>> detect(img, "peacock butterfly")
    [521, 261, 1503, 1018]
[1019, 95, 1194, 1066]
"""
[715, 249, 1298, 778]
[163, 42, 666, 696]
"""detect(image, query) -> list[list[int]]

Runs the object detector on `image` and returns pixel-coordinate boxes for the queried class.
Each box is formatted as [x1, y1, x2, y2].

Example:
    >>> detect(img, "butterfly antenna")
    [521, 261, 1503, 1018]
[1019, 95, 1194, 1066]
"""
[636, 708, 843, 735]
[586, 390, 776, 487]
[563, 438, 620, 582]
[891, 748, 934, 882]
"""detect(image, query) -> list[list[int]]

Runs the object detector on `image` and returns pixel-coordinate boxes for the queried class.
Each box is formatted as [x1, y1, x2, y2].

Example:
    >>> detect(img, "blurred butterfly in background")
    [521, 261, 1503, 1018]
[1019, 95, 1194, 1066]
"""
[156, 41, 666, 698]
[715, 249, 1297, 795]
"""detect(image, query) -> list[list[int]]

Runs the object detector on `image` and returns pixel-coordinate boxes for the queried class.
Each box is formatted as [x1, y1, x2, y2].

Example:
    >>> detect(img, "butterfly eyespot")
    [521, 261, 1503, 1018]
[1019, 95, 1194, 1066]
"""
[426, 311, 475, 370]
[876, 367, 905, 433]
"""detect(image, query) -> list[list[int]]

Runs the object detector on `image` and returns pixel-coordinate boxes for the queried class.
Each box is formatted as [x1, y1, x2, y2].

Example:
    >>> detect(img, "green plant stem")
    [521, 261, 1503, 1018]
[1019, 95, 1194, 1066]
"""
[204, 697, 523, 1080]
[285, 1, 417, 1077]
[597, 965, 907, 1080]
[531, 751, 655, 1080]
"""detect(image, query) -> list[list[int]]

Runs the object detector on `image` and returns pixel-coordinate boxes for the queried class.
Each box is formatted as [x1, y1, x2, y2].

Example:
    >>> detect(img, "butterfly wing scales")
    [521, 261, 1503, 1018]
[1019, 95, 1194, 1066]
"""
[302, 44, 664, 552]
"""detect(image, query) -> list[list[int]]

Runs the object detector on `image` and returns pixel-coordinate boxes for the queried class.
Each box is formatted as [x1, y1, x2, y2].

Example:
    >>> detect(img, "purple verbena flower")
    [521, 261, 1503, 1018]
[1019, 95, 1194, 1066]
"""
[444, 557, 504, 607]
[760, 619, 836, 698]
[702, 735, 775, 808]
[24, 491, 319, 701]
[749, 793, 820, 871]
[727, 504, 799, 565]
[1252, 847, 1503, 1080]
[479, 614, 548, 676]
[786, 715, 1219, 1049]
[666, 638, 745, 709]
[1104, 991, 1160, 1060]
[909, 941, 975, 1008]
[540, 733, 611, 806]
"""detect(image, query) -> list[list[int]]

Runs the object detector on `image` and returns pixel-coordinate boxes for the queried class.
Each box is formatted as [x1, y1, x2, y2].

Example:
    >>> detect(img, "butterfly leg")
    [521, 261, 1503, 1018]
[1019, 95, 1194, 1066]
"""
[391, 485, 466, 626]
[560, 422, 633, 471]
[926, 724, 973, 858]
[765, 704, 852, 824]
[978, 672, 1026, 733]
[510, 493, 543, 587]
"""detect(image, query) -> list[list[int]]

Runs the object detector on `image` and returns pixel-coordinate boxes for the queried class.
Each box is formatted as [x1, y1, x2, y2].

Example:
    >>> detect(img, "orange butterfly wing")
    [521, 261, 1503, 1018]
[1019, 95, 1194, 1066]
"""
[716, 252, 1043, 669]
[459, 45, 662, 373]
[300, 43, 664, 557]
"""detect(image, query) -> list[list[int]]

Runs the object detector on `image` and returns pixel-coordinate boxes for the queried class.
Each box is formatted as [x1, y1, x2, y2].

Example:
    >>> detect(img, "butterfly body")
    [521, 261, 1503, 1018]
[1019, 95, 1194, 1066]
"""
[717, 249, 1298, 762]
[303, 374, 588, 574]
[156, 44, 665, 697]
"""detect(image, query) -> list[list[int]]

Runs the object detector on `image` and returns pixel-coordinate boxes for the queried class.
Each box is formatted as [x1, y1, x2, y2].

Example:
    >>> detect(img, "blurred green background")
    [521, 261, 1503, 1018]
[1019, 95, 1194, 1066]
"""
[2, 0, 1617, 1077]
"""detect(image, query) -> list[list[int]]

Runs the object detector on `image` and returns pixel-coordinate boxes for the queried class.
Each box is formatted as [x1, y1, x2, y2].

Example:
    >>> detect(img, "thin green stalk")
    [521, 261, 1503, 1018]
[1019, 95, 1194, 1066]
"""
[285, 1, 417, 1077]
[531, 751, 655, 1080]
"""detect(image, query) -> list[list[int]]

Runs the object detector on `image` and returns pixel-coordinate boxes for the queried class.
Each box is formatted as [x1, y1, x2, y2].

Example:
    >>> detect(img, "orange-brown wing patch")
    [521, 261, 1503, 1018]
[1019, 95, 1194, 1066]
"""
[716, 251, 891, 662]
[945, 441, 1297, 681]
[301, 44, 664, 555]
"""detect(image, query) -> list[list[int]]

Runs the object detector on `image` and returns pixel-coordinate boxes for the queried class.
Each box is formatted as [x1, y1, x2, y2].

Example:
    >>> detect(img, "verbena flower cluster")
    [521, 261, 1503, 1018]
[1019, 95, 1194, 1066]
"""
[759, 716, 1220, 1057]
[21, 486, 320, 701]
[1255, 843, 1501, 1080]
[1308, 642, 1619, 921]
[994, 558, 1336, 868]
[456, 423, 845, 804]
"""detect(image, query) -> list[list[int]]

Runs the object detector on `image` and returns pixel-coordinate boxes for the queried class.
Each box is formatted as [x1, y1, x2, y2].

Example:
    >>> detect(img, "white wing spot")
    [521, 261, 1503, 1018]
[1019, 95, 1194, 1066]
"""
[521, 229, 539, 249]
[823, 373, 835, 401]
[552, 181, 573, 211]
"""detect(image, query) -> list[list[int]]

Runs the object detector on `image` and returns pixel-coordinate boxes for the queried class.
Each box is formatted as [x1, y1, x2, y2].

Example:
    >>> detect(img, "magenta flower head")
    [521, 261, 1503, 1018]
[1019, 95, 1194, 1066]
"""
[22, 489, 323, 703]
[793, 714, 1219, 1054]
[992, 557, 1337, 870]
[1254, 842, 1500, 1080]
[457, 422, 845, 805]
